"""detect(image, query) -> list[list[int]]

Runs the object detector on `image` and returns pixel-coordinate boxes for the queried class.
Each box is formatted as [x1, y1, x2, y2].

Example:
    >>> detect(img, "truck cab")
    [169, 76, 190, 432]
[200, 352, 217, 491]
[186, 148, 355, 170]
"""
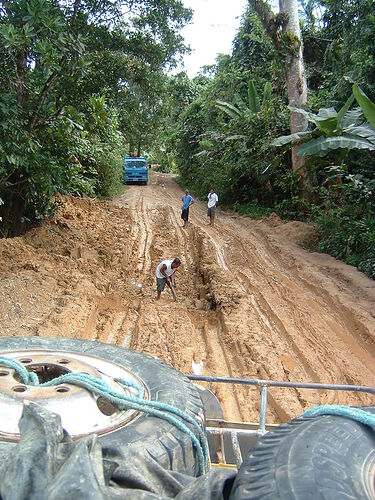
[123, 156, 148, 185]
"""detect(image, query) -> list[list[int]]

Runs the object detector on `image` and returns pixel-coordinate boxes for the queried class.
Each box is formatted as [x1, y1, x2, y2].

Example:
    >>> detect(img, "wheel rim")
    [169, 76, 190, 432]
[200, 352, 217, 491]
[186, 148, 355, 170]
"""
[0, 349, 149, 441]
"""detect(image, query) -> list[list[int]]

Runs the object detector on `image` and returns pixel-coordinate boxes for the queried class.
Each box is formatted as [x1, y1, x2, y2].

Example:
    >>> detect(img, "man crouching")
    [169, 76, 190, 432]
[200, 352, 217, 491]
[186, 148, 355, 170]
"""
[156, 258, 181, 302]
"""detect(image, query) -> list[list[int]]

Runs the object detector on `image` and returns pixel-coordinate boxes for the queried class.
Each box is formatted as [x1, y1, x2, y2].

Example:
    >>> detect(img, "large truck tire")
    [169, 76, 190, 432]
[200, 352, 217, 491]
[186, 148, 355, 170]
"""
[230, 408, 375, 499]
[0, 337, 205, 478]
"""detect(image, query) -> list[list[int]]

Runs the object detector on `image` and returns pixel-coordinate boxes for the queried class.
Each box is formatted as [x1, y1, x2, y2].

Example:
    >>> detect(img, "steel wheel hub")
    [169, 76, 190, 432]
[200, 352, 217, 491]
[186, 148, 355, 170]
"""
[0, 349, 149, 441]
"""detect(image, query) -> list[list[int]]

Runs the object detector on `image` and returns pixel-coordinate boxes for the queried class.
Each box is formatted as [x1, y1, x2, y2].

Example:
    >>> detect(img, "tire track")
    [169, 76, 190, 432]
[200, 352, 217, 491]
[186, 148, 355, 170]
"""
[134, 196, 152, 274]
[112, 173, 375, 421]
[225, 220, 375, 365]
[219, 222, 375, 383]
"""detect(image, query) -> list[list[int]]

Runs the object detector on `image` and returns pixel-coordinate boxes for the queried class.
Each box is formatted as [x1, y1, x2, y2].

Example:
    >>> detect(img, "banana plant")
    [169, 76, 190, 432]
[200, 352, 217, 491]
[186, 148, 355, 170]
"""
[215, 80, 272, 119]
[271, 85, 375, 157]
[353, 85, 375, 129]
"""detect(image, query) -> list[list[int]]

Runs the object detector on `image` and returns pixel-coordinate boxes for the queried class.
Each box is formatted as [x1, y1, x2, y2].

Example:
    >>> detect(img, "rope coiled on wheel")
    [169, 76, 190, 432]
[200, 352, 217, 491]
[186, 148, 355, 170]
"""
[302, 404, 375, 428]
[0, 355, 209, 475]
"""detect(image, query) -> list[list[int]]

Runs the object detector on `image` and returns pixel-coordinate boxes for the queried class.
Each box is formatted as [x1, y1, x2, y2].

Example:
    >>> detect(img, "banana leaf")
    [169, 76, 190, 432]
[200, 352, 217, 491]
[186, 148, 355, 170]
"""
[288, 106, 317, 123]
[289, 106, 338, 134]
[215, 100, 242, 119]
[340, 107, 363, 128]
[297, 135, 375, 157]
[353, 85, 375, 129]
[314, 108, 338, 134]
[262, 82, 272, 111]
[343, 124, 375, 144]
[271, 130, 312, 146]
[337, 94, 355, 126]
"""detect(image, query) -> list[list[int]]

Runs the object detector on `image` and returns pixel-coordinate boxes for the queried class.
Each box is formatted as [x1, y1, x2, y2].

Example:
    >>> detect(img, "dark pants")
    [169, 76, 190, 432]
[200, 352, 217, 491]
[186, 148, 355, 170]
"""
[181, 208, 189, 221]
[156, 277, 176, 293]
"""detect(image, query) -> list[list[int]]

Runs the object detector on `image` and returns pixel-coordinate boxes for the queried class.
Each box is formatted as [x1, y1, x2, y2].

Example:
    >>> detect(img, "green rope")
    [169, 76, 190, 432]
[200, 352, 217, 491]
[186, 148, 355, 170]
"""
[0, 356, 209, 475]
[0, 356, 39, 385]
[302, 404, 375, 428]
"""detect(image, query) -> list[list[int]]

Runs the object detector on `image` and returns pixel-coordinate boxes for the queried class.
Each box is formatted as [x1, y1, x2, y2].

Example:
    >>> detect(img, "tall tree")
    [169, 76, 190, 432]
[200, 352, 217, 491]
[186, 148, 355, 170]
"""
[249, 0, 308, 175]
[0, 0, 191, 235]
[278, 0, 308, 175]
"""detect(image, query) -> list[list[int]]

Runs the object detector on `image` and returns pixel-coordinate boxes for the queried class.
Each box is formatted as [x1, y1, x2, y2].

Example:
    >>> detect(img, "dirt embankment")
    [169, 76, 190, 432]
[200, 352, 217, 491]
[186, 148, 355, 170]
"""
[1, 171, 374, 423]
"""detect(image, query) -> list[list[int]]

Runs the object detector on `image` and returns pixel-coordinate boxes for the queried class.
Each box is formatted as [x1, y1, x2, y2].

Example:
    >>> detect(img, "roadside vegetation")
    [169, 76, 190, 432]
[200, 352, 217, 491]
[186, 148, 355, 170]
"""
[150, 1, 375, 279]
[0, 0, 192, 236]
[1, 0, 374, 278]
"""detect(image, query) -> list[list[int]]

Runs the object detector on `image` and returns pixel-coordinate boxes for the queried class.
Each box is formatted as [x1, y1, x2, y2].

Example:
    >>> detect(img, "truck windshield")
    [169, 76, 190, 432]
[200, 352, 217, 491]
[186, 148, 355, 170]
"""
[125, 160, 146, 168]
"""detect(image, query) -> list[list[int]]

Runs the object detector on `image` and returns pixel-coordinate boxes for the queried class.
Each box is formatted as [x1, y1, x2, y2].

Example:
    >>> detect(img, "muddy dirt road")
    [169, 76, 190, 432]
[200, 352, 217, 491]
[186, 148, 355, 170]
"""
[1, 171, 374, 423]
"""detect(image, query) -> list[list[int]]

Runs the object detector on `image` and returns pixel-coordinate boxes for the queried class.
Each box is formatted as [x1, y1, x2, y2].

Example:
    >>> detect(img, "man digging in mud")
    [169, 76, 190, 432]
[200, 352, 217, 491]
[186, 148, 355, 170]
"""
[156, 258, 181, 302]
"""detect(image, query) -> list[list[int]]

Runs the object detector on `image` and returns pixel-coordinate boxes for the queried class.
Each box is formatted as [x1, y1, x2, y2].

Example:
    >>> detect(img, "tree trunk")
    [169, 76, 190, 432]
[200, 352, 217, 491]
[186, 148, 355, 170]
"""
[0, 186, 26, 237]
[279, 0, 308, 175]
[15, 49, 28, 106]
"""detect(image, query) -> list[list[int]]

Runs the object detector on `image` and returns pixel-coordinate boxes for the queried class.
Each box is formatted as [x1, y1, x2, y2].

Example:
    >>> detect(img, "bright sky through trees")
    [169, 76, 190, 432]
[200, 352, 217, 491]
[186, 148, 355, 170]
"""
[179, 0, 248, 77]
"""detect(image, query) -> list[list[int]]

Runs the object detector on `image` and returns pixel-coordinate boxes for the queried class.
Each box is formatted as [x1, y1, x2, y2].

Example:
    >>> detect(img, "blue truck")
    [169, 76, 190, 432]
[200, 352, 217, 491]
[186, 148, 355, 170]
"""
[123, 156, 148, 185]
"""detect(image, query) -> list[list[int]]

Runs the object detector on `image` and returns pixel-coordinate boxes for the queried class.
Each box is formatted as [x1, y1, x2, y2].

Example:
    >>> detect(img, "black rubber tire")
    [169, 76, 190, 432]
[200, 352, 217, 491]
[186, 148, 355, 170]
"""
[230, 408, 375, 499]
[0, 337, 205, 477]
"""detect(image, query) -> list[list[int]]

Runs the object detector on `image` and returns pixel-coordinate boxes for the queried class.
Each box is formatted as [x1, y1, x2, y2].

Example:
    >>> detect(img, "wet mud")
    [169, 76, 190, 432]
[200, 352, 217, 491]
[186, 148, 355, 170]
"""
[0, 171, 374, 423]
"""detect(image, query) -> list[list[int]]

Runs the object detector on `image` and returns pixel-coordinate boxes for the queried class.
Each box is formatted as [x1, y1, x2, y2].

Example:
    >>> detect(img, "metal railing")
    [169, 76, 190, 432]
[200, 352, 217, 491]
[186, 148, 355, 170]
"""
[188, 374, 375, 466]
[188, 375, 375, 431]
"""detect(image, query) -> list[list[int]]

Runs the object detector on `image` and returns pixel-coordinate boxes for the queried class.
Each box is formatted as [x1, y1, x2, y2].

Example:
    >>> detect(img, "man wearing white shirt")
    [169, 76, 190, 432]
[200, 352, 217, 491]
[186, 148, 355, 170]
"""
[156, 258, 181, 301]
[207, 188, 219, 225]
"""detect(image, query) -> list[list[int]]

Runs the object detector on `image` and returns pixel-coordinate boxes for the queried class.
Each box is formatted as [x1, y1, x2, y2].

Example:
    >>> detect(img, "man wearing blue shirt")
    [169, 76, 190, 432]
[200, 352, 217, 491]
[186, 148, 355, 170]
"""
[181, 189, 194, 228]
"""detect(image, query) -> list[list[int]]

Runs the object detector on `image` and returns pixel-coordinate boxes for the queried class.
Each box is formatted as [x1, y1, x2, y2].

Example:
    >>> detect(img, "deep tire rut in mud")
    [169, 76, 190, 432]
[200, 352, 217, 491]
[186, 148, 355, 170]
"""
[0, 171, 374, 423]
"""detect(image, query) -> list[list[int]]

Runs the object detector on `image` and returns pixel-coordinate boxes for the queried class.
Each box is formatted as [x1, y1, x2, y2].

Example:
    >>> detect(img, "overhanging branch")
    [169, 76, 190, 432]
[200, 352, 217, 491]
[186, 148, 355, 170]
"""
[27, 56, 67, 134]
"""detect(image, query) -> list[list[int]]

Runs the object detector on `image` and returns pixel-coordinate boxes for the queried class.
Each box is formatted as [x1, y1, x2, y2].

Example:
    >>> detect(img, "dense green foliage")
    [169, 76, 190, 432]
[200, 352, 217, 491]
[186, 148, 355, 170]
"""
[0, 0, 191, 235]
[313, 175, 375, 278]
[152, 11, 295, 212]
[1, 0, 374, 278]
[150, 1, 375, 277]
